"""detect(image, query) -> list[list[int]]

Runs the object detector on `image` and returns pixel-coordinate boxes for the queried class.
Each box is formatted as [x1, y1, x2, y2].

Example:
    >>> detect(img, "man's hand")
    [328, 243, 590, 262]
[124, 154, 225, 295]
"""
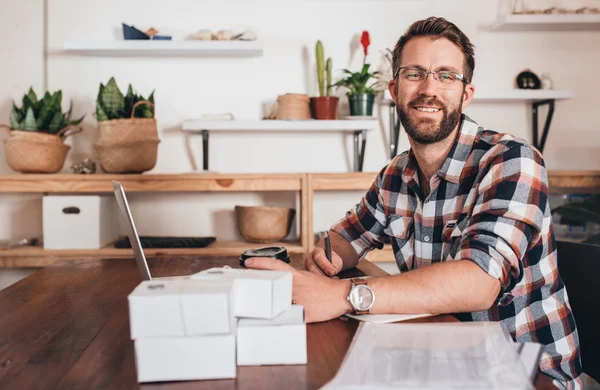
[303, 247, 344, 277]
[244, 257, 352, 323]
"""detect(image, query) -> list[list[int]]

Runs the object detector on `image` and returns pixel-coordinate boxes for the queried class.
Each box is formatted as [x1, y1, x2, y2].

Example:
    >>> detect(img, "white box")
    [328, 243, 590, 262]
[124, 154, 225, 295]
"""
[42, 195, 119, 249]
[134, 334, 236, 382]
[237, 305, 307, 366]
[191, 267, 292, 319]
[128, 278, 235, 339]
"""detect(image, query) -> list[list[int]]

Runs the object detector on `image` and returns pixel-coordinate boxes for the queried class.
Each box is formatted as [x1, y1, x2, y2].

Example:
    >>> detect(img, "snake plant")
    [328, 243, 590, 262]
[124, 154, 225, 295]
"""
[95, 77, 155, 121]
[9, 87, 84, 134]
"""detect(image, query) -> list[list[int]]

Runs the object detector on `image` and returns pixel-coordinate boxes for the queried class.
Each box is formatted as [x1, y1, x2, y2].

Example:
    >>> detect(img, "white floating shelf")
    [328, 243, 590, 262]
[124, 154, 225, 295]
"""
[63, 40, 263, 56]
[473, 89, 575, 102]
[489, 13, 600, 32]
[182, 119, 379, 132]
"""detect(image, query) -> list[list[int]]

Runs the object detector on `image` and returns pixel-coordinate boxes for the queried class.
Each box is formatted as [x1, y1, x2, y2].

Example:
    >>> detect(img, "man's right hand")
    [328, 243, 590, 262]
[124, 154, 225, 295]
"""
[304, 247, 344, 277]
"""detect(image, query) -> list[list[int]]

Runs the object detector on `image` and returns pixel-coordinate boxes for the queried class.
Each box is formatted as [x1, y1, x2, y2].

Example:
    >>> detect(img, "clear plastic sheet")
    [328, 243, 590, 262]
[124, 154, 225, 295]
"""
[322, 321, 534, 390]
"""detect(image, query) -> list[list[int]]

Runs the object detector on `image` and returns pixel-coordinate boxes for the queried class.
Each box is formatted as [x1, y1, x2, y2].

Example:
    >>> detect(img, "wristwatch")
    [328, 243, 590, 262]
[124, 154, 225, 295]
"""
[346, 278, 375, 315]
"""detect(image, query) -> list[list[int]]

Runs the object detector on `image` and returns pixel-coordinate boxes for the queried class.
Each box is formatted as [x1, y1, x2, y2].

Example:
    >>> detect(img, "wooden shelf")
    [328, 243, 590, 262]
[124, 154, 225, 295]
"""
[0, 240, 304, 268]
[383, 89, 574, 105]
[311, 172, 379, 191]
[0, 173, 304, 193]
[63, 40, 264, 57]
[182, 119, 379, 132]
[489, 13, 600, 32]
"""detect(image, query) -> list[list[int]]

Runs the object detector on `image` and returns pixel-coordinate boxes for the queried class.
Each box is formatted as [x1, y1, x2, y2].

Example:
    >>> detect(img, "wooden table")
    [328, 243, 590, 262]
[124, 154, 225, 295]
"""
[0, 256, 558, 389]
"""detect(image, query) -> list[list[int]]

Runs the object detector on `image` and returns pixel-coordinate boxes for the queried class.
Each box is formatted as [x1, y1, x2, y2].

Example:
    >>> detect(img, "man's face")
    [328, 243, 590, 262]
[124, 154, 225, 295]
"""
[389, 37, 474, 145]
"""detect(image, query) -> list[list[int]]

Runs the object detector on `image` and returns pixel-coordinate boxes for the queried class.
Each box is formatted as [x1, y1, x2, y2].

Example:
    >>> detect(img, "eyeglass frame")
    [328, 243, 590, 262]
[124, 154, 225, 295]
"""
[393, 66, 470, 87]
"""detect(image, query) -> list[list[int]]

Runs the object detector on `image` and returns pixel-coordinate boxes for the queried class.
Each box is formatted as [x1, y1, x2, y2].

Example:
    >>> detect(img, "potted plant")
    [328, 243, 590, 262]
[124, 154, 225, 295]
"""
[332, 31, 382, 117]
[94, 77, 160, 173]
[309, 41, 339, 120]
[1, 87, 84, 173]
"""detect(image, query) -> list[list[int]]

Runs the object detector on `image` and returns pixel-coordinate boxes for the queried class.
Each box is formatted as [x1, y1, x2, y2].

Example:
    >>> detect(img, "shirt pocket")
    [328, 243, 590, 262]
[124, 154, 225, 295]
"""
[441, 220, 463, 260]
[384, 215, 414, 270]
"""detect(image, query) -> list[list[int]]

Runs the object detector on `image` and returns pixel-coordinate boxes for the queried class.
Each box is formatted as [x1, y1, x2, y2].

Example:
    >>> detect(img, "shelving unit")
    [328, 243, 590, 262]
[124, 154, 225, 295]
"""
[489, 13, 600, 32]
[63, 40, 264, 57]
[384, 89, 575, 158]
[0, 171, 598, 268]
[181, 119, 379, 172]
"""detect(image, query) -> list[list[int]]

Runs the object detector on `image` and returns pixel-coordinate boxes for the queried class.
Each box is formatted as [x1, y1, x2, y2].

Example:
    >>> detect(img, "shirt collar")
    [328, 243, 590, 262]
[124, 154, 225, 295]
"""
[401, 114, 480, 185]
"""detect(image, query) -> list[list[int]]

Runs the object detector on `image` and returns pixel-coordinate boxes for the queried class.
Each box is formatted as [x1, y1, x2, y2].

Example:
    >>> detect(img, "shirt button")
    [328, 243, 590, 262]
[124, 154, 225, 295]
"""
[424, 236, 430, 242]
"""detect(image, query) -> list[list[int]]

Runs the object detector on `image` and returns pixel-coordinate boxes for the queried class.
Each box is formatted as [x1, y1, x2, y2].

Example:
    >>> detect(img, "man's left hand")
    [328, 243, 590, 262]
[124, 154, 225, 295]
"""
[243, 257, 352, 323]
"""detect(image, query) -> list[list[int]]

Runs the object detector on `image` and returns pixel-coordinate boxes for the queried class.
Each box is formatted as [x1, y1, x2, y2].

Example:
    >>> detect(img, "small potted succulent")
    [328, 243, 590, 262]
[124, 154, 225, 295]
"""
[332, 31, 382, 117]
[1, 87, 84, 173]
[309, 40, 338, 120]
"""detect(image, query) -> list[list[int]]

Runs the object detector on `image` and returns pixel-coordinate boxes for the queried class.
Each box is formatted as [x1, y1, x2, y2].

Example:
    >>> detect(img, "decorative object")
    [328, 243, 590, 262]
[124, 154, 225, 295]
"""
[216, 29, 234, 40]
[234, 28, 257, 41]
[332, 31, 382, 116]
[516, 69, 541, 89]
[71, 158, 97, 174]
[94, 77, 159, 173]
[276, 94, 311, 120]
[1, 87, 84, 173]
[309, 40, 339, 120]
[191, 28, 257, 41]
[540, 73, 553, 89]
[122, 23, 171, 40]
[193, 29, 214, 40]
[235, 205, 296, 243]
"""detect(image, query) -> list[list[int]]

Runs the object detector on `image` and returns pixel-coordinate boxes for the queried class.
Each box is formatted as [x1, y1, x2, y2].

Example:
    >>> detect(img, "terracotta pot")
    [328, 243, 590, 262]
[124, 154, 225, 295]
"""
[309, 96, 339, 120]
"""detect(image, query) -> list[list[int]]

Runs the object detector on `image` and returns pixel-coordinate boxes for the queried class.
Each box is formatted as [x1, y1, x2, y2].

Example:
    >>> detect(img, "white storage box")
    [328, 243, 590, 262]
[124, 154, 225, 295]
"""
[42, 195, 119, 249]
[128, 279, 236, 339]
[191, 267, 292, 319]
[237, 305, 307, 366]
[134, 334, 236, 382]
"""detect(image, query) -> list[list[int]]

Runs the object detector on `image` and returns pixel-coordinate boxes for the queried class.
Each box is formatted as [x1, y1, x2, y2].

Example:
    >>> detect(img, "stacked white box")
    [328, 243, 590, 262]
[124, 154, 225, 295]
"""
[128, 278, 237, 382]
[128, 267, 307, 383]
[191, 267, 293, 318]
[237, 304, 307, 366]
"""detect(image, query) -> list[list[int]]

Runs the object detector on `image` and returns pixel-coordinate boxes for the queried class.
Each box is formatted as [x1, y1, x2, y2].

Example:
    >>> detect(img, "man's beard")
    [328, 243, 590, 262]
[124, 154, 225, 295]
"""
[397, 95, 462, 145]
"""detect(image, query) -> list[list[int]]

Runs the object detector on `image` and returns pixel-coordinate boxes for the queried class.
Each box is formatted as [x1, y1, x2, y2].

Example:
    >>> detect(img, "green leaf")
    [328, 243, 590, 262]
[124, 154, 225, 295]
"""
[22, 94, 34, 119]
[27, 87, 37, 104]
[48, 110, 67, 133]
[10, 104, 22, 129]
[36, 91, 60, 130]
[148, 90, 155, 105]
[65, 100, 73, 122]
[96, 101, 109, 122]
[101, 77, 125, 119]
[23, 107, 37, 131]
[69, 113, 85, 126]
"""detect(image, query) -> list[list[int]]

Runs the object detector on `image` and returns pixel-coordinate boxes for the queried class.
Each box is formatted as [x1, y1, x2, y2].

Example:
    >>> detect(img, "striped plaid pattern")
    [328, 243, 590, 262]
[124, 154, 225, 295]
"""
[331, 114, 583, 389]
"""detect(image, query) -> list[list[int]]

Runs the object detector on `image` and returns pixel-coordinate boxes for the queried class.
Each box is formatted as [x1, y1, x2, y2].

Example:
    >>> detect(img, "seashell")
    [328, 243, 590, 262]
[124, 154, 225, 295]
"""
[194, 29, 214, 40]
[216, 29, 234, 40]
[238, 28, 257, 41]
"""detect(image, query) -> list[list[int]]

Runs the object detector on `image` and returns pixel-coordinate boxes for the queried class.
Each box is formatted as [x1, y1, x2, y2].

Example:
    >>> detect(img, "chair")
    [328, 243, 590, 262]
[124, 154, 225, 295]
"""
[556, 240, 600, 383]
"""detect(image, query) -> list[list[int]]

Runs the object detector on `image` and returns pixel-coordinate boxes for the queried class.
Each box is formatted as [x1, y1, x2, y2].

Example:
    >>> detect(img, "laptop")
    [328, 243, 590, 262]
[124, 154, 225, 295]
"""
[112, 180, 153, 281]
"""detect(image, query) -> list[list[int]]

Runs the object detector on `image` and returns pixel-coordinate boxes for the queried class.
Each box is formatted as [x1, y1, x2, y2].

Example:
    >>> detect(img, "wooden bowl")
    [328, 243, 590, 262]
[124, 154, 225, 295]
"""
[235, 205, 296, 243]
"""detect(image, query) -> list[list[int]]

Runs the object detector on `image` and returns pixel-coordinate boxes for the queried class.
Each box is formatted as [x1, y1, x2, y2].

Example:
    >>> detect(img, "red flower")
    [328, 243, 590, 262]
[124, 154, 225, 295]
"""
[360, 30, 370, 57]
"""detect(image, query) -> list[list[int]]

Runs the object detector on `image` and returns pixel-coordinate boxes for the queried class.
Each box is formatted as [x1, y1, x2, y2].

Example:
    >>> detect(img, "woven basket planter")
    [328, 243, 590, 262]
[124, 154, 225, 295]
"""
[235, 205, 296, 243]
[1, 125, 81, 173]
[94, 138, 160, 174]
[97, 100, 158, 143]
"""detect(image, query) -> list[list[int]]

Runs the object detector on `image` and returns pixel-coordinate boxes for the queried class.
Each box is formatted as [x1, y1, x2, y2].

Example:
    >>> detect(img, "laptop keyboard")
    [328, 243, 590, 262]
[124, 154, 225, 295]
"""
[114, 236, 216, 249]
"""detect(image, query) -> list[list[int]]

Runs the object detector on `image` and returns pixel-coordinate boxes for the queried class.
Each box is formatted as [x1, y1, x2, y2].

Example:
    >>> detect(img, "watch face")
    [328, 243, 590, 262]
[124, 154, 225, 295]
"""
[349, 284, 374, 311]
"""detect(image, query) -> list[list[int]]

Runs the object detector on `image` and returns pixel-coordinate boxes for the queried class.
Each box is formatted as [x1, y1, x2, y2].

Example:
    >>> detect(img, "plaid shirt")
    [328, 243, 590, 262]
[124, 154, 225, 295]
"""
[331, 114, 582, 389]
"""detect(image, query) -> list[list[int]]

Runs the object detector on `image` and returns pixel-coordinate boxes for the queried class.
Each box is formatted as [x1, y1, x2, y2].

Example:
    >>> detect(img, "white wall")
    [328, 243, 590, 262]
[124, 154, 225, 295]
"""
[2, 0, 600, 287]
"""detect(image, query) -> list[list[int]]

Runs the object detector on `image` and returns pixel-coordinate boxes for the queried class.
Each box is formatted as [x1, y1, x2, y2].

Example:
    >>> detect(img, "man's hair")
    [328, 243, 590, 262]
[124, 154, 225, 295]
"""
[392, 17, 475, 84]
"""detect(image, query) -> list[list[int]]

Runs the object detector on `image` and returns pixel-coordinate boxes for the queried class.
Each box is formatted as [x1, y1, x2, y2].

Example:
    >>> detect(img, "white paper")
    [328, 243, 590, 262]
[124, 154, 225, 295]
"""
[322, 321, 534, 390]
[345, 313, 433, 324]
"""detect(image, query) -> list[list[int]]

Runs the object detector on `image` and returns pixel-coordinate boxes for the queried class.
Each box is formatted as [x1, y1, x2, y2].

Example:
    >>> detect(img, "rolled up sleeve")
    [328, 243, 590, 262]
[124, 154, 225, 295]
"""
[330, 167, 388, 260]
[454, 144, 547, 296]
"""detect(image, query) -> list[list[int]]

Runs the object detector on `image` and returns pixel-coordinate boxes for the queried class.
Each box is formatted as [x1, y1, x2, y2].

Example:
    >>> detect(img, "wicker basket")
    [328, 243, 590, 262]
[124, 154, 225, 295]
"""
[276, 94, 311, 120]
[235, 205, 296, 243]
[97, 100, 158, 142]
[94, 138, 160, 173]
[1, 124, 81, 173]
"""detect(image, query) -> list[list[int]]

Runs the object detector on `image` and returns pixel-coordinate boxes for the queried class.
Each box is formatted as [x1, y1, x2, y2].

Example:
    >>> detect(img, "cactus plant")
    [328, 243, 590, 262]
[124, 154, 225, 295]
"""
[326, 58, 332, 97]
[8, 87, 84, 134]
[316, 40, 325, 97]
[96, 77, 154, 121]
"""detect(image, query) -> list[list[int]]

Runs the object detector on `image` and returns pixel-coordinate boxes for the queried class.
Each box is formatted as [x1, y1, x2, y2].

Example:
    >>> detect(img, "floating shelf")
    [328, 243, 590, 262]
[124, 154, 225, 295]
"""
[62, 40, 264, 57]
[182, 119, 379, 132]
[472, 89, 575, 102]
[489, 13, 600, 32]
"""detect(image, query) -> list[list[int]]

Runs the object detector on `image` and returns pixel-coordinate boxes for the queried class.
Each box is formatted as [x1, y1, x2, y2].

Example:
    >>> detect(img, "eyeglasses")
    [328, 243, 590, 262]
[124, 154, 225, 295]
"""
[394, 67, 468, 90]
